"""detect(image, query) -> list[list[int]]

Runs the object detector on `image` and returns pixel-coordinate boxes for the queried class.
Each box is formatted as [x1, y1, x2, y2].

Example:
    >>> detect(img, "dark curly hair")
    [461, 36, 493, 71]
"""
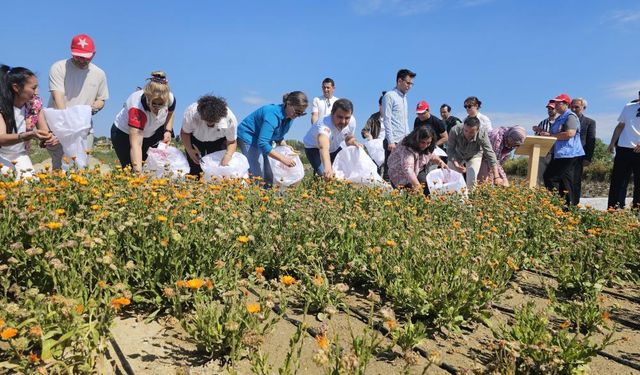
[401, 125, 436, 155]
[197, 95, 228, 125]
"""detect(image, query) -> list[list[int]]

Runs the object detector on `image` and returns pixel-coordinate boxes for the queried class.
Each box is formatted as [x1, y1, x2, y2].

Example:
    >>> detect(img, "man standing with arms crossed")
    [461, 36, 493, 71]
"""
[382, 69, 416, 180]
[48, 34, 109, 169]
[570, 97, 596, 205]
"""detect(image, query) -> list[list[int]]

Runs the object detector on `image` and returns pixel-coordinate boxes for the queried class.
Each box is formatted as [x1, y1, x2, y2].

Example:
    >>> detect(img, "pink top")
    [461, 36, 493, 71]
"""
[387, 143, 439, 187]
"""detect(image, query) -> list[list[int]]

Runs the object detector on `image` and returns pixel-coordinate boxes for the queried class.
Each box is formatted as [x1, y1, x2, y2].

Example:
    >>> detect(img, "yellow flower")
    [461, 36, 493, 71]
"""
[237, 235, 250, 244]
[55, 208, 65, 215]
[75, 304, 85, 314]
[157, 215, 168, 222]
[506, 257, 519, 271]
[280, 275, 296, 286]
[246, 302, 261, 314]
[385, 239, 396, 247]
[186, 278, 205, 289]
[312, 275, 324, 286]
[315, 334, 330, 350]
[45, 221, 63, 230]
[111, 297, 131, 310]
[0, 319, 4, 329]
[1, 327, 18, 340]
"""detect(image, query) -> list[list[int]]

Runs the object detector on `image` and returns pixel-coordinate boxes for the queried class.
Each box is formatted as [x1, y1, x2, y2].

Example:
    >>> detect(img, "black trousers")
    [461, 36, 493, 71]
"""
[111, 125, 169, 169]
[572, 156, 585, 205]
[187, 136, 227, 176]
[607, 146, 640, 209]
[543, 156, 580, 206]
[383, 139, 391, 181]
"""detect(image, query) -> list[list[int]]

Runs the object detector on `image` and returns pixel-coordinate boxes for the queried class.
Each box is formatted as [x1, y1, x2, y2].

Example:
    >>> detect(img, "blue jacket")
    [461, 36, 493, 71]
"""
[237, 104, 292, 154]
[551, 110, 585, 159]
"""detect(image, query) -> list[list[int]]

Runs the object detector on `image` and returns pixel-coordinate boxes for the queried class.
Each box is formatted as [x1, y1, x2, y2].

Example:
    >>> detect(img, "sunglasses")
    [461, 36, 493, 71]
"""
[464, 105, 475, 109]
[294, 108, 307, 117]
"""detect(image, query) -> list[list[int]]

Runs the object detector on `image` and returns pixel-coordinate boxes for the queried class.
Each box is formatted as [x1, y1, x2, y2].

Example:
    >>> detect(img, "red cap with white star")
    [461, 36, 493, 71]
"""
[70, 34, 95, 58]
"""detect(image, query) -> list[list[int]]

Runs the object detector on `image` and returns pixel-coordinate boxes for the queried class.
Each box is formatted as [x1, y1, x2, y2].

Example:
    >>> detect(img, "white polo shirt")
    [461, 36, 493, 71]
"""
[311, 96, 339, 120]
[113, 90, 176, 138]
[303, 114, 356, 153]
[617, 102, 640, 148]
[180, 102, 237, 142]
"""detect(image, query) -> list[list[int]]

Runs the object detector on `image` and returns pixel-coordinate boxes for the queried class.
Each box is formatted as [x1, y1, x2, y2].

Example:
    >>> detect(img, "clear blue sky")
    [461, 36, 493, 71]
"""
[3, 0, 638, 142]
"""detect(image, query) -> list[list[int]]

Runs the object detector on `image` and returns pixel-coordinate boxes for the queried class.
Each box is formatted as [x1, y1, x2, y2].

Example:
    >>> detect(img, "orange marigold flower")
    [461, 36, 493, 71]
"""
[1, 327, 18, 340]
[315, 334, 330, 350]
[601, 311, 610, 322]
[29, 352, 40, 364]
[385, 319, 397, 331]
[75, 304, 85, 314]
[0, 319, 4, 329]
[246, 302, 262, 314]
[45, 221, 62, 230]
[111, 297, 131, 310]
[506, 257, 519, 271]
[206, 279, 213, 290]
[255, 266, 265, 276]
[559, 320, 571, 330]
[186, 278, 205, 289]
[175, 279, 187, 288]
[237, 235, 250, 244]
[29, 325, 43, 338]
[385, 239, 397, 247]
[157, 215, 168, 222]
[280, 275, 296, 286]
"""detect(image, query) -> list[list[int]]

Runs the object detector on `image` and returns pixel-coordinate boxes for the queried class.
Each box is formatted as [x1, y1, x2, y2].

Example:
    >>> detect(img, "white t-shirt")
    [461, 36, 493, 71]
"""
[311, 96, 339, 120]
[477, 112, 493, 132]
[180, 102, 237, 142]
[113, 90, 176, 138]
[48, 59, 109, 107]
[303, 114, 356, 153]
[0, 107, 28, 159]
[617, 102, 640, 148]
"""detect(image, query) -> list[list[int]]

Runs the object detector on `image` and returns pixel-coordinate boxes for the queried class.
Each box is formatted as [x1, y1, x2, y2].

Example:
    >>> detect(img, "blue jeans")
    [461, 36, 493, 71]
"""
[238, 139, 273, 187]
[305, 147, 341, 176]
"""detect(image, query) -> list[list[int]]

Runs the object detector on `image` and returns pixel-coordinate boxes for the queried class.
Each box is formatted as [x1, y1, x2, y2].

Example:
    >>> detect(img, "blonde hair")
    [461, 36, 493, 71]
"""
[143, 71, 171, 107]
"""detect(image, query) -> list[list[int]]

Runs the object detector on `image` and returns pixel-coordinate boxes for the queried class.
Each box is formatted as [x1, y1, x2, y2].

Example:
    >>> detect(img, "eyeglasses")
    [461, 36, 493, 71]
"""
[294, 108, 307, 117]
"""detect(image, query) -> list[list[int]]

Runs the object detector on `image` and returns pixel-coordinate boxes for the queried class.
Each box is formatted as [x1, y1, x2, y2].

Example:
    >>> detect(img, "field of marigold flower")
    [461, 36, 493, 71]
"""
[0, 167, 639, 374]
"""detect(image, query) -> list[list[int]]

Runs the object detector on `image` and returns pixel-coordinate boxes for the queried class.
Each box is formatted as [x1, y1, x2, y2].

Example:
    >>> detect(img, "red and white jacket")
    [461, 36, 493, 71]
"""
[113, 90, 176, 138]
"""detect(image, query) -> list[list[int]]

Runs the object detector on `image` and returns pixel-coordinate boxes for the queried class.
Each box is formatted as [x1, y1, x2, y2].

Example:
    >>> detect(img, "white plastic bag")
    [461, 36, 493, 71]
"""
[332, 146, 386, 187]
[43, 105, 92, 168]
[144, 143, 190, 179]
[426, 168, 467, 196]
[201, 151, 250, 181]
[268, 146, 305, 187]
[364, 138, 385, 167]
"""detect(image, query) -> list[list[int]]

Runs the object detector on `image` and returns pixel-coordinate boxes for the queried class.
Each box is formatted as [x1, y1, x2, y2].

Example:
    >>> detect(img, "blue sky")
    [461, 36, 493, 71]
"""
[3, 0, 639, 142]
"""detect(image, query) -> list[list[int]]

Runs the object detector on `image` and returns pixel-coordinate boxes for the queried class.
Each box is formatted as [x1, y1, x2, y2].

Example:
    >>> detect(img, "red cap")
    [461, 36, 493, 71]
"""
[546, 100, 556, 109]
[552, 93, 571, 104]
[415, 100, 429, 113]
[70, 34, 95, 58]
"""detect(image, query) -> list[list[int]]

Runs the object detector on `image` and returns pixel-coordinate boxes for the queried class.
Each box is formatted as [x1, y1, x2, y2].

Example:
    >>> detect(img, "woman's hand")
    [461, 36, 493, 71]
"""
[220, 152, 233, 166]
[44, 133, 60, 147]
[33, 129, 52, 141]
[494, 176, 507, 186]
[281, 157, 296, 167]
[163, 131, 172, 144]
[187, 147, 201, 165]
[323, 167, 334, 180]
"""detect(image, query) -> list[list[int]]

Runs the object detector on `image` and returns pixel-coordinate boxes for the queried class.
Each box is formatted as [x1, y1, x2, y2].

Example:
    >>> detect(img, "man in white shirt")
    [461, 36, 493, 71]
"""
[310, 78, 338, 124]
[382, 68, 416, 180]
[607, 91, 640, 209]
[47, 34, 109, 169]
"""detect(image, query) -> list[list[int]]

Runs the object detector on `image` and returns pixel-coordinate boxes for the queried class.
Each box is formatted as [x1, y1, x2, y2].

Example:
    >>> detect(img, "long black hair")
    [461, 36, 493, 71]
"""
[0, 65, 36, 134]
[401, 125, 436, 155]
